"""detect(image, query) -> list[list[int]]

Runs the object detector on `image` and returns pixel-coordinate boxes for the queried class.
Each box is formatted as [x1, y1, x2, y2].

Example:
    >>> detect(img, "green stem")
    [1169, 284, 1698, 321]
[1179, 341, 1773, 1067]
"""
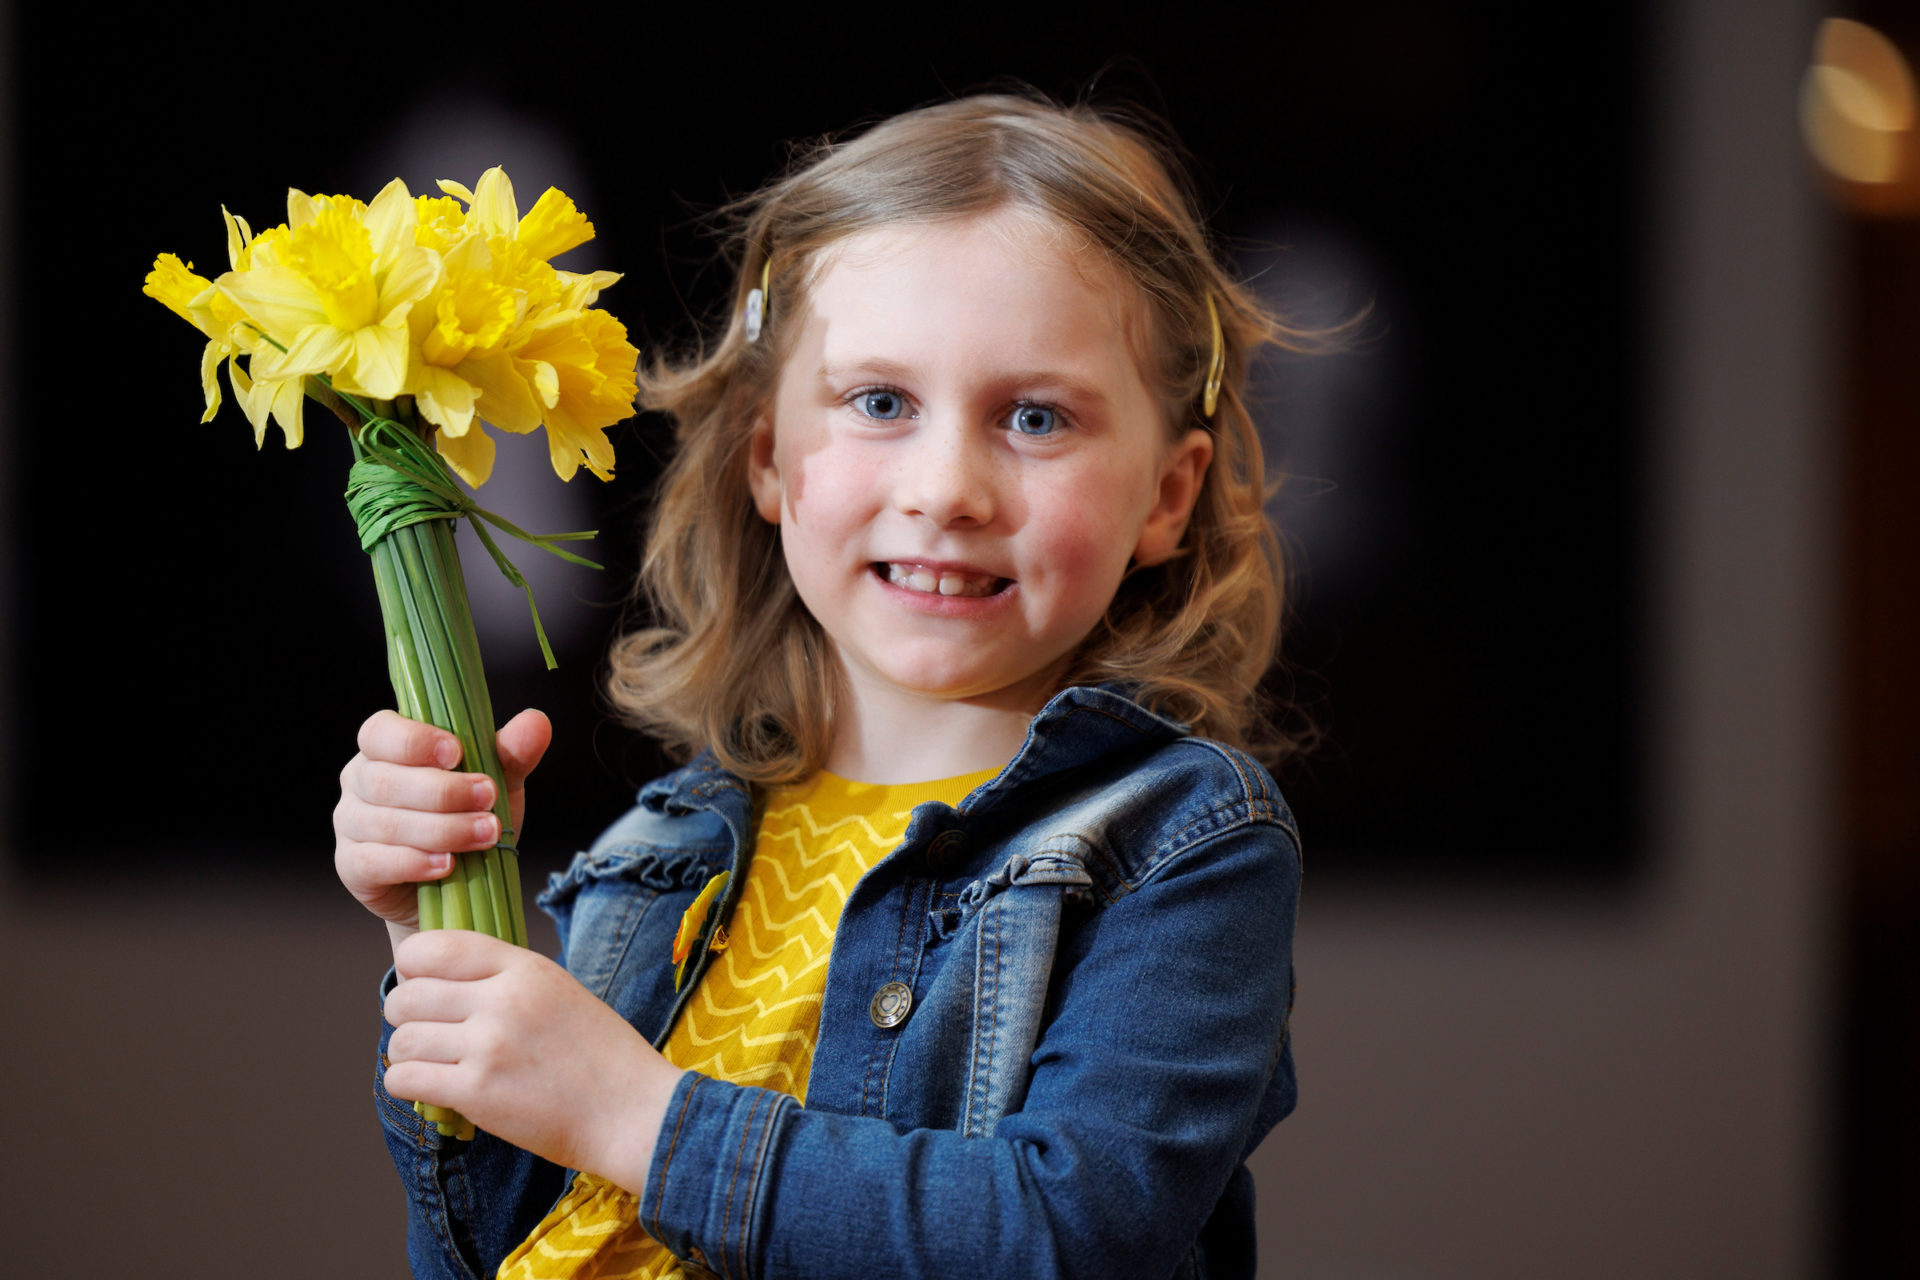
[335, 398, 537, 1142]
[422, 518, 525, 946]
[395, 522, 499, 938]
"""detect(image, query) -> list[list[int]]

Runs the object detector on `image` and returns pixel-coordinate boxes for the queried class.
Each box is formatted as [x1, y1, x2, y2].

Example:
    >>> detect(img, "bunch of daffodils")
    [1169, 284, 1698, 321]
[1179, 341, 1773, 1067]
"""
[144, 167, 635, 487]
[145, 169, 638, 1141]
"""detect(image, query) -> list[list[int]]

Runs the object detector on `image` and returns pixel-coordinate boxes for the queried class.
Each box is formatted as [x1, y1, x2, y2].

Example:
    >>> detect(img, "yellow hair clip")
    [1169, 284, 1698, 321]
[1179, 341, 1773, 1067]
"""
[1203, 295, 1226, 418]
[745, 258, 771, 343]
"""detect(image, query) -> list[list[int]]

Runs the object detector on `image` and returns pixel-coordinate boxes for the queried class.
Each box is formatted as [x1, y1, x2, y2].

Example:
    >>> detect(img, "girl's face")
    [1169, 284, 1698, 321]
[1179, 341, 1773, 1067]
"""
[748, 209, 1212, 718]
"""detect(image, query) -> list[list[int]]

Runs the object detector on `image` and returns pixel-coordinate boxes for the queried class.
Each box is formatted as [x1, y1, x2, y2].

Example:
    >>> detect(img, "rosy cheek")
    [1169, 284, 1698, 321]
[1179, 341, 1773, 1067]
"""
[784, 448, 878, 535]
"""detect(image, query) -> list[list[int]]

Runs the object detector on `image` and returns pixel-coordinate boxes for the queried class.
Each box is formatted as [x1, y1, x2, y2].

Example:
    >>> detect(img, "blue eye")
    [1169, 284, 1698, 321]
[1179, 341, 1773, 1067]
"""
[1009, 404, 1059, 436]
[857, 390, 906, 420]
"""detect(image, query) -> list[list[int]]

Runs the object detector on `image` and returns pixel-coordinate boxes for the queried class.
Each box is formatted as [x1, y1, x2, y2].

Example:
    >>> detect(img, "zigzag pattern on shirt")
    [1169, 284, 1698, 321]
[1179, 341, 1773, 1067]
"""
[665, 789, 913, 1092]
[498, 1175, 681, 1280]
[499, 768, 992, 1279]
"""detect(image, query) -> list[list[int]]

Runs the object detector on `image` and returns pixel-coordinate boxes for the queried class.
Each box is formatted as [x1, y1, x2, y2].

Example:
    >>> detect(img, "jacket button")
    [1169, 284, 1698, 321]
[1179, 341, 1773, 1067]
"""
[869, 981, 914, 1028]
[926, 829, 966, 869]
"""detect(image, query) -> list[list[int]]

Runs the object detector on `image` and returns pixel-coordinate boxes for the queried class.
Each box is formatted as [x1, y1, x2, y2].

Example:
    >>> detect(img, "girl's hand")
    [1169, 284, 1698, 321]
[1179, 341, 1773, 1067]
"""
[334, 708, 552, 950]
[383, 929, 686, 1195]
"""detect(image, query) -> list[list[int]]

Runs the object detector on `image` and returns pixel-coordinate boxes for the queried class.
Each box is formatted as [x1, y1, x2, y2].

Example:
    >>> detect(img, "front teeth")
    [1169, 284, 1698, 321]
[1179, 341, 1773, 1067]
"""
[884, 563, 999, 598]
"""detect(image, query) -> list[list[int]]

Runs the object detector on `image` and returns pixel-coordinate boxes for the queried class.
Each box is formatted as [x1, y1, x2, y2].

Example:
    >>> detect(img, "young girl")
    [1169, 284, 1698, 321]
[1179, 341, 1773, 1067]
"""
[336, 92, 1308, 1280]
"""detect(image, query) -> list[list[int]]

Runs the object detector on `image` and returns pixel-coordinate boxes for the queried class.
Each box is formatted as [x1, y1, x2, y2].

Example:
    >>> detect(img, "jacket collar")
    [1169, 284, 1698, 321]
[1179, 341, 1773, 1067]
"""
[637, 683, 1188, 821]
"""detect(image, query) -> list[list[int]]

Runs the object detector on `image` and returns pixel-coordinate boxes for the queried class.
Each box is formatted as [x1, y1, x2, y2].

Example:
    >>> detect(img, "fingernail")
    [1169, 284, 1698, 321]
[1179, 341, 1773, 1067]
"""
[434, 739, 461, 769]
[472, 780, 495, 809]
[429, 853, 452, 875]
[474, 816, 497, 844]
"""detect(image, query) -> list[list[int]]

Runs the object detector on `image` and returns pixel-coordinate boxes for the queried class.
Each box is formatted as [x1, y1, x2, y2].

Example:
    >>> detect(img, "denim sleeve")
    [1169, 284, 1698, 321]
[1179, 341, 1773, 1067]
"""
[373, 968, 569, 1280]
[639, 819, 1301, 1280]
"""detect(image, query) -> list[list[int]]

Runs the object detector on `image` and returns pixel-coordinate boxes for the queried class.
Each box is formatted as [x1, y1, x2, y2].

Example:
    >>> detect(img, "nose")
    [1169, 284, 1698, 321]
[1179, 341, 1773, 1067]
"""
[892, 421, 996, 527]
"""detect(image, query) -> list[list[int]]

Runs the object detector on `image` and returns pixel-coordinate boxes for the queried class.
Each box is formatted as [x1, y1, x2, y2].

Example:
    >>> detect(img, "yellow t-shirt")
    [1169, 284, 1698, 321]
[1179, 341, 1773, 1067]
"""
[498, 767, 995, 1280]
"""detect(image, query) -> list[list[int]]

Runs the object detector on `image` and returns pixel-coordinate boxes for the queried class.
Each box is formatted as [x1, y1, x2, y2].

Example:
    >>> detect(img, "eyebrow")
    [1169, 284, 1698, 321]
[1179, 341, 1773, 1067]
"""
[817, 362, 1114, 409]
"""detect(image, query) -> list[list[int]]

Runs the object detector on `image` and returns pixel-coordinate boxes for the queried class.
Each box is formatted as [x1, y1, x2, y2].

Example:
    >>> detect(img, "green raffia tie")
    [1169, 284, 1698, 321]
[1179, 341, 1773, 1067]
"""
[344, 415, 602, 670]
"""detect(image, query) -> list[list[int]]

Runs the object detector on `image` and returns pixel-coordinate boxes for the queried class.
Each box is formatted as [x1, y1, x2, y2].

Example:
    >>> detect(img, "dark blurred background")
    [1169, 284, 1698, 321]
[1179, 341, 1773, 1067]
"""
[6, 2, 1651, 882]
[1, 0, 1913, 1276]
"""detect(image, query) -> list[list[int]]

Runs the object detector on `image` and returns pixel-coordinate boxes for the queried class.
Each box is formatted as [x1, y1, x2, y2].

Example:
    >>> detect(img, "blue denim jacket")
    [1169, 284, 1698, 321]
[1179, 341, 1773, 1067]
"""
[375, 684, 1301, 1280]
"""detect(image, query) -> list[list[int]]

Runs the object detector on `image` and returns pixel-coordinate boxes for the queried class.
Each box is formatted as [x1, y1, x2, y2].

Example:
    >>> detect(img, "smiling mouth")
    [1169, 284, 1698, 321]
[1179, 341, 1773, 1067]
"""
[876, 562, 1011, 598]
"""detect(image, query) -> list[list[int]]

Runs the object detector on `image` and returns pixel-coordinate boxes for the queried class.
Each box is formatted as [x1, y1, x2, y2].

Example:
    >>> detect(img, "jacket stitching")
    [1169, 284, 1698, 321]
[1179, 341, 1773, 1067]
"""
[719, 1088, 766, 1280]
[449, 1161, 481, 1279]
[968, 893, 1002, 1137]
[422, 1145, 480, 1280]
[376, 1076, 424, 1132]
[649, 1075, 704, 1241]
[738, 1091, 785, 1280]
[1179, 740, 1285, 827]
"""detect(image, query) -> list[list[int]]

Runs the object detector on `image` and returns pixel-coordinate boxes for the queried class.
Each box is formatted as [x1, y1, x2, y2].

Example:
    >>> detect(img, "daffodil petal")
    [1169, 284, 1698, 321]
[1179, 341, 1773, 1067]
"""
[518, 357, 560, 409]
[558, 269, 622, 310]
[261, 322, 352, 379]
[364, 178, 416, 261]
[463, 352, 544, 433]
[287, 188, 318, 229]
[518, 188, 595, 260]
[232, 359, 272, 447]
[437, 178, 477, 205]
[436, 420, 497, 487]
[223, 207, 250, 270]
[271, 376, 307, 448]
[544, 430, 581, 481]
[199, 341, 223, 422]
[377, 244, 441, 316]
[216, 263, 329, 345]
[414, 365, 478, 438]
[469, 167, 519, 239]
[346, 323, 409, 399]
[542, 406, 616, 482]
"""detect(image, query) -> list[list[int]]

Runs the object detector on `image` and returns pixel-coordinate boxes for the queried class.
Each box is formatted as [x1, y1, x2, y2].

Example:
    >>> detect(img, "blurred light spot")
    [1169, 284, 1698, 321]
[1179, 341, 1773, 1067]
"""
[1800, 18, 1917, 188]
[1241, 227, 1396, 601]
[364, 99, 609, 669]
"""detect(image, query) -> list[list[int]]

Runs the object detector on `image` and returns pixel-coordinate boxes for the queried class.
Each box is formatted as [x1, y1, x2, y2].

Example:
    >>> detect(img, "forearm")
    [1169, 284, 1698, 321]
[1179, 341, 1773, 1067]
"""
[640, 1075, 1239, 1280]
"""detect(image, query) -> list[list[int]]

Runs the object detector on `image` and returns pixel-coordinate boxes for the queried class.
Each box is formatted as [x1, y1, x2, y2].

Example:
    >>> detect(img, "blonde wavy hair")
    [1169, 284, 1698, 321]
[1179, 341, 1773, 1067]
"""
[608, 91, 1328, 783]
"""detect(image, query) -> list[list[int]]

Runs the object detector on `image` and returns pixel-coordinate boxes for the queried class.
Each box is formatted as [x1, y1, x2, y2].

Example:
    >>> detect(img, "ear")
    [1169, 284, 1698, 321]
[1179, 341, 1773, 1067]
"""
[746, 411, 783, 524]
[1132, 428, 1214, 567]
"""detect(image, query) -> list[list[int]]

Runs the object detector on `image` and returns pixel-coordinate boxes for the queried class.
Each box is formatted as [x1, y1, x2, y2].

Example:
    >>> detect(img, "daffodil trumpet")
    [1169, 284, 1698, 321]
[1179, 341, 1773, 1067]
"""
[144, 169, 637, 1142]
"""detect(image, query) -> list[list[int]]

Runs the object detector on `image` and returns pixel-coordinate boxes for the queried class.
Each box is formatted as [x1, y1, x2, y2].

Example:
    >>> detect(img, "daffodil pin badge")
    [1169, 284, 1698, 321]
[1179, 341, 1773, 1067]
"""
[672, 871, 731, 990]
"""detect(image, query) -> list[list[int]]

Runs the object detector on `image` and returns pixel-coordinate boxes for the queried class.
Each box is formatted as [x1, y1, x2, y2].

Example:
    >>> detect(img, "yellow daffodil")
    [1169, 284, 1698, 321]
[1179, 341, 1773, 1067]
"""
[405, 235, 528, 485]
[216, 179, 439, 402]
[410, 168, 636, 485]
[412, 194, 470, 255]
[513, 308, 637, 481]
[147, 168, 634, 483]
[142, 254, 229, 422]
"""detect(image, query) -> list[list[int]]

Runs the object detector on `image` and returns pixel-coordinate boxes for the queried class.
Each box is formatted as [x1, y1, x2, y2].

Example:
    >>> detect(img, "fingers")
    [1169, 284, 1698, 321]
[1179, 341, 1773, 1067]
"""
[382, 1059, 460, 1107]
[344, 754, 496, 815]
[386, 1014, 463, 1064]
[336, 840, 452, 895]
[384, 974, 476, 1031]
[496, 709, 554, 792]
[335, 791, 499, 853]
[358, 709, 463, 770]
[395, 927, 521, 983]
